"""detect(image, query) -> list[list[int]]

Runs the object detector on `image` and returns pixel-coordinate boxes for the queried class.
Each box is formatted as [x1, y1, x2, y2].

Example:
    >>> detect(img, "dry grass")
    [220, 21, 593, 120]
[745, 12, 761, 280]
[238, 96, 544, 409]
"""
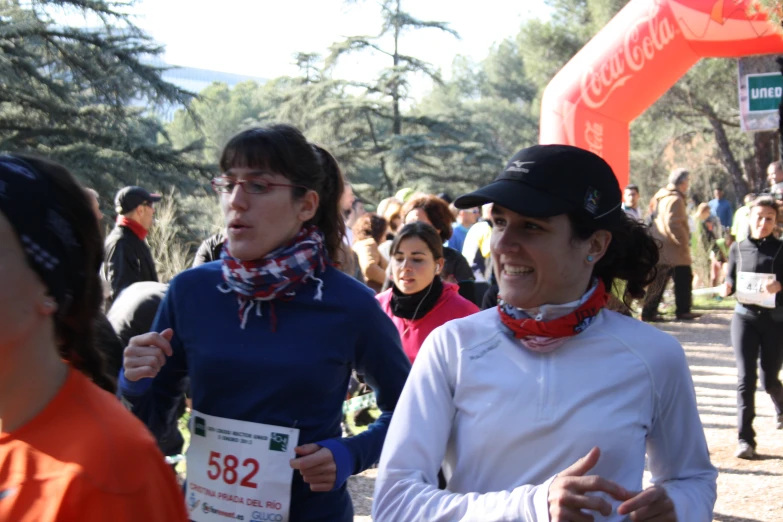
[349, 311, 783, 521]
[147, 189, 192, 283]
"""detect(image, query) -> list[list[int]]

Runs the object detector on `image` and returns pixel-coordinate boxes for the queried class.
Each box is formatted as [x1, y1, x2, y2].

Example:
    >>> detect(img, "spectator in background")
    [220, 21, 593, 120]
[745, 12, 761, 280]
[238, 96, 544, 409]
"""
[447, 206, 479, 254]
[643, 168, 700, 321]
[352, 213, 389, 293]
[693, 203, 724, 288]
[766, 160, 783, 199]
[101, 186, 160, 308]
[352, 199, 367, 220]
[107, 281, 186, 459]
[341, 183, 357, 245]
[192, 229, 226, 267]
[731, 193, 756, 244]
[462, 203, 493, 281]
[377, 197, 403, 239]
[84, 187, 104, 223]
[395, 187, 415, 203]
[402, 195, 474, 284]
[708, 187, 733, 230]
[376, 222, 478, 364]
[377, 197, 403, 262]
[436, 192, 452, 205]
[621, 184, 642, 221]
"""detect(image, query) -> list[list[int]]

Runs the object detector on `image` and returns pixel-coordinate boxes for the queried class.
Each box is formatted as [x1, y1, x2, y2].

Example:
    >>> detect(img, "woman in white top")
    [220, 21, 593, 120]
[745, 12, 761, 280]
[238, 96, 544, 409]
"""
[373, 145, 717, 522]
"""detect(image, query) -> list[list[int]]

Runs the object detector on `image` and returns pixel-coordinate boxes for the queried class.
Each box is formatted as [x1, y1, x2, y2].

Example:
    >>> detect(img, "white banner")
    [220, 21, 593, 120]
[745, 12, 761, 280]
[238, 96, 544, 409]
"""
[738, 56, 783, 133]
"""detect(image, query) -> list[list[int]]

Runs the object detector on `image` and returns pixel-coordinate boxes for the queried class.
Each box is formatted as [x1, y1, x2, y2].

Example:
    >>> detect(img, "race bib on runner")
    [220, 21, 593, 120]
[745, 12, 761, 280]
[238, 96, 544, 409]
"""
[736, 272, 776, 309]
[185, 411, 299, 522]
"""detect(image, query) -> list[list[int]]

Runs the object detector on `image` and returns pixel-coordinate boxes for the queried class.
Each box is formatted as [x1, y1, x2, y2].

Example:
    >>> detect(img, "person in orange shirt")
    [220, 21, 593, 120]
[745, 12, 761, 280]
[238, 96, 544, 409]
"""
[0, 155, 188, 522]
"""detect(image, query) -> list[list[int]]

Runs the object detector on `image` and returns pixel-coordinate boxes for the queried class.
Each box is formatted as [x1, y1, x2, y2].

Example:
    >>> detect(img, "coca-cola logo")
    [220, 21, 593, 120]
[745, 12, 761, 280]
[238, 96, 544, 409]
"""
[584, 121, 604, 155]
[581, 1, 677, 109]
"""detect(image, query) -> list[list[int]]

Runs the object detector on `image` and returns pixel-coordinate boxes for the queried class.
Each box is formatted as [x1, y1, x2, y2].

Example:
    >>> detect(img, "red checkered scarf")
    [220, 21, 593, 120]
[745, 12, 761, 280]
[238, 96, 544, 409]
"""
[218, 226, 327, 329]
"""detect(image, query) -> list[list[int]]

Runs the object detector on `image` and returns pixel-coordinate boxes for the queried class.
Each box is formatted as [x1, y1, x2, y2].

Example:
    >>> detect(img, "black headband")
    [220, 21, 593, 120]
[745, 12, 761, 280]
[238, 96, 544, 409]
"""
[0, 156, 84, 313]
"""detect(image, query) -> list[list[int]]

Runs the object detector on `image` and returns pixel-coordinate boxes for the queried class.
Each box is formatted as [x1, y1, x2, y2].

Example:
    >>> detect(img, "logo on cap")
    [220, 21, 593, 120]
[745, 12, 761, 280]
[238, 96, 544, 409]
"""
[506, 161, 534, 173]
[584, 187, 601, 215]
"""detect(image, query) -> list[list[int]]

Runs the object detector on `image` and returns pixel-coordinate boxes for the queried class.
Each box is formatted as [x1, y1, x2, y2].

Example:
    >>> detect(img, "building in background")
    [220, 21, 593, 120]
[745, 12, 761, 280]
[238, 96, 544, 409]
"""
[144, 58, 266, 120]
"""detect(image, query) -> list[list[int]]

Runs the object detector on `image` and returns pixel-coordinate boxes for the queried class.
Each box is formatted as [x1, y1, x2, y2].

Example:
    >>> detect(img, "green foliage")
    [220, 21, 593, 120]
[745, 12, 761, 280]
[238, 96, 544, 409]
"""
[167, 80, 268, 164]
[0, 0, 211, 198]
[162, 0, 772, 230]
[313, 0, 507, 199]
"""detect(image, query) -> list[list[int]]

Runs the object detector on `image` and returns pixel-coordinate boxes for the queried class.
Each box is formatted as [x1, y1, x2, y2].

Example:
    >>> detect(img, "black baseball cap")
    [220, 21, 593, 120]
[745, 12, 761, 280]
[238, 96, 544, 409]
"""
[454, 145, 622, 222]
[114, 186, 161, 214]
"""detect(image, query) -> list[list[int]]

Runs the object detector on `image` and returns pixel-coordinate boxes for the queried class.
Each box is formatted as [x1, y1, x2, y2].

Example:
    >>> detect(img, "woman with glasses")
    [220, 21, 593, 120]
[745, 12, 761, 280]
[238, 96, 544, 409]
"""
[119, 125, 411, 522]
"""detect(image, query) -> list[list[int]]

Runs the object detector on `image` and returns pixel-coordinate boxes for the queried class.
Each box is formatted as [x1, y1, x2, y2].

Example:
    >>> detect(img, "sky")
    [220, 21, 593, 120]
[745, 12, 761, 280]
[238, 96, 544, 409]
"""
[124, 0, 552, 99]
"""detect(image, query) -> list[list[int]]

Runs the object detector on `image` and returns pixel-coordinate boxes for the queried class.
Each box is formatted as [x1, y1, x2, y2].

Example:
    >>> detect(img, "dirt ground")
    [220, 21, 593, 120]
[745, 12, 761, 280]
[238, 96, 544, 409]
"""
[349, 311, 783, 521]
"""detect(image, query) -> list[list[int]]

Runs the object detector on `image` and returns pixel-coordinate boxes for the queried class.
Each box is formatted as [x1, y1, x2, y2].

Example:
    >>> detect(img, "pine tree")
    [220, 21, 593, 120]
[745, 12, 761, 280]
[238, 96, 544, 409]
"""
[0, 0, 209, 196]
[319, 0, 503, 196]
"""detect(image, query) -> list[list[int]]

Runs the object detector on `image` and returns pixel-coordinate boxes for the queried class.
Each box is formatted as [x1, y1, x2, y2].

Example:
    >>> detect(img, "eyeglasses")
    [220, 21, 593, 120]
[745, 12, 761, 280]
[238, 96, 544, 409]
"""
[211, 174, 308, 195]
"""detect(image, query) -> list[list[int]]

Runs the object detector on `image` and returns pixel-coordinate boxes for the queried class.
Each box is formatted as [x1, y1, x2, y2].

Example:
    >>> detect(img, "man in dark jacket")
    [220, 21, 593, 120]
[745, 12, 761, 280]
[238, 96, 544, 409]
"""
[192, 230, 226, 267]
[101, 186, 160, 307]
[107, 281, 186, 459]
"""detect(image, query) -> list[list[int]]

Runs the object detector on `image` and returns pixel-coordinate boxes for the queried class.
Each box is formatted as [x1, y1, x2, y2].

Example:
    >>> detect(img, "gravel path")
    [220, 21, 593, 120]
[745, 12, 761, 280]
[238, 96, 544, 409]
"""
[349, 311, 783, 521]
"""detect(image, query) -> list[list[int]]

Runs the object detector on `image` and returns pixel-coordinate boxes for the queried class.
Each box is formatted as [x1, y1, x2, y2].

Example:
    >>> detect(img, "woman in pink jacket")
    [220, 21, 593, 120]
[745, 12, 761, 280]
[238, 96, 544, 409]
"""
[376, 222, 479, 363]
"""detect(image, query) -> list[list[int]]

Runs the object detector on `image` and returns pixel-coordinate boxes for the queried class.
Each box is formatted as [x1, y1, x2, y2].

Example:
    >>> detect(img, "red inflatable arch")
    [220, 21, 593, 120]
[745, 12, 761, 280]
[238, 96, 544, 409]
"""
[540, 0, 783, 188]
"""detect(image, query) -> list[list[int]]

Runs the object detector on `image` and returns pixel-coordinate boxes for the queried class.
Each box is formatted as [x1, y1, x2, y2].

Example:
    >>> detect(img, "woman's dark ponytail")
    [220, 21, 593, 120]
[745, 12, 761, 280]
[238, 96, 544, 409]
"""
[310, 144, 346, 261]
[570, 212, 659, 310]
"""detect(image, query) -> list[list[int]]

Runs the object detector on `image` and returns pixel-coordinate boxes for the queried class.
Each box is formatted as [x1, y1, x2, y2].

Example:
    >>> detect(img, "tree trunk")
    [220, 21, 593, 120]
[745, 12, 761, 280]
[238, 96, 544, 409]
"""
[708, 115, 748, 199]
[392, 0, 401, 136]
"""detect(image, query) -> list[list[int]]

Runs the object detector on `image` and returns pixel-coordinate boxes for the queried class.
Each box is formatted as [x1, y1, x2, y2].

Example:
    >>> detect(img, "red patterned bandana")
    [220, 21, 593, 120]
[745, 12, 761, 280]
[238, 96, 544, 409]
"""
[218, 226, 328, 329]
[498, 279, 608, 347]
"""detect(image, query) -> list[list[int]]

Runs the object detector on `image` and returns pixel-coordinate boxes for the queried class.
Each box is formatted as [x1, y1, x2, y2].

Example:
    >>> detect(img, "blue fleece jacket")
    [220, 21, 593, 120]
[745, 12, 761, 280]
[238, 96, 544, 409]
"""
[118, 262, 410, 522]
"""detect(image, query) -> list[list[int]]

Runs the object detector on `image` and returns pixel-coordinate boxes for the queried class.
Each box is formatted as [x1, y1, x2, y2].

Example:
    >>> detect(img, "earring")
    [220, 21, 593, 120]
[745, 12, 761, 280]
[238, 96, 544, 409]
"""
[586, 255, 594, 263]
[41, 299, 57, 314]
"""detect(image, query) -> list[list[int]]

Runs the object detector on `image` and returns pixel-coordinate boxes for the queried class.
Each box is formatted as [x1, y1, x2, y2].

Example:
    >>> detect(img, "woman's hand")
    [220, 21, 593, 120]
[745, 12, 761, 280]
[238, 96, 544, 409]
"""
[123, 328, 174, 381]
[617, 485, 677, 521]
[766, 280, 782, 294]
[548, 447, 630, 521]
[290, 444, 336, 492]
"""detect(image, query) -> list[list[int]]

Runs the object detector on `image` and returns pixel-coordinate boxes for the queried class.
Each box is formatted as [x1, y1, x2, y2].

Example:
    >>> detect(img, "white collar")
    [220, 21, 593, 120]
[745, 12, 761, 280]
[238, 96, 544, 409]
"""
[502, 280, 598, 322]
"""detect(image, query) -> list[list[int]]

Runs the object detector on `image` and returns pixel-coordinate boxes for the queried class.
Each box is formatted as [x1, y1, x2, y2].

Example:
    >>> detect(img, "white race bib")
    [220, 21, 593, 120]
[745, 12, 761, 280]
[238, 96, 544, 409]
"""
[736, 272, 776, 309]
[185, 410, 299, 522]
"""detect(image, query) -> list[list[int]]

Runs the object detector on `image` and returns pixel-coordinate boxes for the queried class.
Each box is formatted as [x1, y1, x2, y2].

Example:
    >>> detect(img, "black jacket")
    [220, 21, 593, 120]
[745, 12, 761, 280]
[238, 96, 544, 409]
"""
[727, 236, 783, 310]
[102, 225, 158, 307]
[192, 231, 226, 267]
[107, 281, 185, 456]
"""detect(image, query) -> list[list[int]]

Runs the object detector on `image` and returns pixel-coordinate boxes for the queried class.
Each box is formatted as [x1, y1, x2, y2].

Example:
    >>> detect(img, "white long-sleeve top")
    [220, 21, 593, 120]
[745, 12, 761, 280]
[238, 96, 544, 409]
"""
[373, 308, 717, 521]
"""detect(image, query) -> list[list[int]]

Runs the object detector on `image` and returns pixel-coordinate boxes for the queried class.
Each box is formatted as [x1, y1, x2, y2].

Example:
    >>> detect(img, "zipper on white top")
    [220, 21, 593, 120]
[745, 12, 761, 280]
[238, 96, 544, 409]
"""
[536, 353, 554, 420]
